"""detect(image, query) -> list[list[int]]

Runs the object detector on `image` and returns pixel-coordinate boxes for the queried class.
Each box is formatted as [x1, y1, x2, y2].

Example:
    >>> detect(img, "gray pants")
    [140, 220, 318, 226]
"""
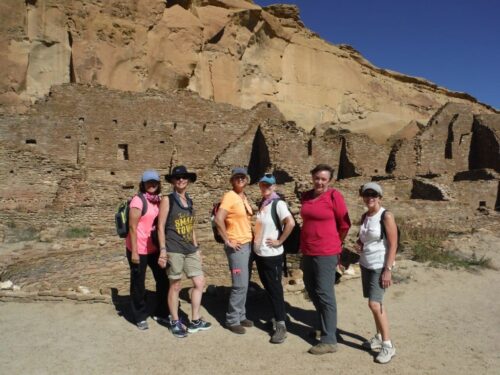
[302, 255, 338, 344]
[225, 243, 251, 326]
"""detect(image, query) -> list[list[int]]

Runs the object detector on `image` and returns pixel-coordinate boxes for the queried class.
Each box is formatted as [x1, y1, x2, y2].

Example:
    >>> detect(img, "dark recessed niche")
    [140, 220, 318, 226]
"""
[143, 120, 147, 127]
[110, 171, 115, 175]
[26, 139, 37, 144]
[78, 117, 84, 123]
[203, 124, 207, 132]
[112, 119, 118, 125]
[160, 140, 165, 144]
[117, 144, 129, 160]
[173, 122, 177, 130]
[47, 170, 52, 174]
[267, 103, 272, 108]
[65, 135, 71, 139]
[9, 170, 14, 174]
[122, 184, 134, 189]
[94, 137, 100, 141]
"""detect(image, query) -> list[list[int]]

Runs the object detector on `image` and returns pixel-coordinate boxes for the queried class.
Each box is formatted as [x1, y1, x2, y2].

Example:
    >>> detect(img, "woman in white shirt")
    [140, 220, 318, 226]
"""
[253, 173, 295, 344]
[357, 182, 397, 364]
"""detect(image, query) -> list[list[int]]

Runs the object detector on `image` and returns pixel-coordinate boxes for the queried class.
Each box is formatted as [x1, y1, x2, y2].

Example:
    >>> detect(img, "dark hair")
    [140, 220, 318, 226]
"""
[310, 164, 335, 181]
[139, 180, 162, 194]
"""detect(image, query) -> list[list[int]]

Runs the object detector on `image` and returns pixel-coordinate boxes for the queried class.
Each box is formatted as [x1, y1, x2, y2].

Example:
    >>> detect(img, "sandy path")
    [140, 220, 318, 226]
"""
[1, 260, 499, 375]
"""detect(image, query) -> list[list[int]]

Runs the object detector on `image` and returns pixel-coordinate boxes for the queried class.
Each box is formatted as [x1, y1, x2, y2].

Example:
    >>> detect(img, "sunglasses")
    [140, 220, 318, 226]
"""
[362, 191, 380, 198]
[173, 175, 189, 180]
[233, 175, 247, 180]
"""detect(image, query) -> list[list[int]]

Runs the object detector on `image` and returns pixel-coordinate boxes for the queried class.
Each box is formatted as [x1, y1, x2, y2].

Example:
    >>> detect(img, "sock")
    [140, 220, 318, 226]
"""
[375, 333, 382, 340]
[382, 340, 392, 348]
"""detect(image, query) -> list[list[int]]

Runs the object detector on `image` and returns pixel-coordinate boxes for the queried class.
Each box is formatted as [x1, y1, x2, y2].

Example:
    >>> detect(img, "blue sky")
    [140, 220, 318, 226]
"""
[255, 0, 500, 109]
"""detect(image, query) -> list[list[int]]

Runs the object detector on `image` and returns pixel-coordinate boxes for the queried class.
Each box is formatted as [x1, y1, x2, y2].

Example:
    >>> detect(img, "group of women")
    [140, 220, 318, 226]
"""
[125, 163, 398, 364]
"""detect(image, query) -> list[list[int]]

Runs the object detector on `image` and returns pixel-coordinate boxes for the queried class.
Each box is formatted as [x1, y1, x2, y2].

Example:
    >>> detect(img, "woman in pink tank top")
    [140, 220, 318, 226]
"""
[126, 170, 168, 330]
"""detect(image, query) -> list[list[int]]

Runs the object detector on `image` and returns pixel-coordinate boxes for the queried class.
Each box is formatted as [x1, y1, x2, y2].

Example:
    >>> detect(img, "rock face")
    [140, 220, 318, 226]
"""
[0, 0, 496, 139]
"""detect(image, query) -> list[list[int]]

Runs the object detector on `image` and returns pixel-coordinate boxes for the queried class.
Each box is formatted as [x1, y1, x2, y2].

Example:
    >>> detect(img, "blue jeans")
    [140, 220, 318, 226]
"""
[302, 254, 338, 344]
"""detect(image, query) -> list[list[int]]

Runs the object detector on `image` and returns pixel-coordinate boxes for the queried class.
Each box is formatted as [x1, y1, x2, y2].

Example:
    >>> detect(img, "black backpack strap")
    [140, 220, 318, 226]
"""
[380, 209, 387, 240]
[270, 199, 283, 234]
[137, 193, 148, 216]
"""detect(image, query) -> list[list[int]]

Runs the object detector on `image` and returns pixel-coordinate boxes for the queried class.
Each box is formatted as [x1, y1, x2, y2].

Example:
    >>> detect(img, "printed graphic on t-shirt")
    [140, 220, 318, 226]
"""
[175, 213, 194, 241]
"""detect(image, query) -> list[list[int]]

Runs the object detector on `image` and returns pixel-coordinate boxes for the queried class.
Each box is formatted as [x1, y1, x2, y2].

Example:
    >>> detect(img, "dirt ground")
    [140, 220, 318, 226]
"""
[1, 255, 499, 375]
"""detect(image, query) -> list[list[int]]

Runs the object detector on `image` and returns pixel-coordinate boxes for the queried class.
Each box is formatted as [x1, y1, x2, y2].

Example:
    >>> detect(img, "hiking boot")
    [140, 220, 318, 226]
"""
[136, 320, 149, 330]
[227, 324, 246, 334]
[188, 319, 212, 333]
[270, 323, 287, 344]
[376, 343, 396, 364]
[240, 319, 254, 328]
[169, 319, 188, 338]
[362, 334, 382, 350]
[308, 343, 338, 355]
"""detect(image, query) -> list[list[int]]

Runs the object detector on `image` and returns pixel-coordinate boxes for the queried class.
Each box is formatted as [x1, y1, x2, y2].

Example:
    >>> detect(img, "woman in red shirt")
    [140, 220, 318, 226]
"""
[300, 164, 351, 355]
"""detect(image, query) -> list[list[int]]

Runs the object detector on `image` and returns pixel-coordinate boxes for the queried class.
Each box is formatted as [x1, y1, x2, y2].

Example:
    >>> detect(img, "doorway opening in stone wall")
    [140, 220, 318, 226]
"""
[247, 126, 270, 184]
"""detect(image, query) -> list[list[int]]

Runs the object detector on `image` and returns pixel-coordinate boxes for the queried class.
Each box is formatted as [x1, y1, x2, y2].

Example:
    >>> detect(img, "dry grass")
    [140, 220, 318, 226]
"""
[398, 219, 493, 269]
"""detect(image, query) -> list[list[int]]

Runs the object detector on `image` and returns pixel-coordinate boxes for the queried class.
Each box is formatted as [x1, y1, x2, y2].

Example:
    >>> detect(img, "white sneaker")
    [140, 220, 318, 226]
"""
[376, 343, 396, 364]
[362, 334, 382, 350]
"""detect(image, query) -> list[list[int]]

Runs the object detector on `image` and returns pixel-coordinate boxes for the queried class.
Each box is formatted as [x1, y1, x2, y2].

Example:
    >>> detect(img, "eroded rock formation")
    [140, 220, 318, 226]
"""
[1, 0, 496, 141]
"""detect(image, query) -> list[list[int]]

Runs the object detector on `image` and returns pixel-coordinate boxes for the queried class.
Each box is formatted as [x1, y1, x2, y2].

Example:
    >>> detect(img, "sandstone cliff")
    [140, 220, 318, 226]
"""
[0, 0, 496, 142]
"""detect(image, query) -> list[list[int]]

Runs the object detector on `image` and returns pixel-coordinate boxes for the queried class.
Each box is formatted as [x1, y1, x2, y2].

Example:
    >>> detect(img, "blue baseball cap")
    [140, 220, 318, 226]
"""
[141, 170, 160, 182]
[259, 173, 276, 185]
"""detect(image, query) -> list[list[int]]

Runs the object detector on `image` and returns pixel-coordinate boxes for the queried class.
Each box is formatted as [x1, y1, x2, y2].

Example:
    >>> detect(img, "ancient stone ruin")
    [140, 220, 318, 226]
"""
[0, 0, 499, 302]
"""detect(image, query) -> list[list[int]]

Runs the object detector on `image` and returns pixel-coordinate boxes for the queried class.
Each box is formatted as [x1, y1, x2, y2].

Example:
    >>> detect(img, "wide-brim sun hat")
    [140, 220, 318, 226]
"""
[165, 165, 197, 183]
[361, 182, 383, 197]
[141, 169, 160, 182]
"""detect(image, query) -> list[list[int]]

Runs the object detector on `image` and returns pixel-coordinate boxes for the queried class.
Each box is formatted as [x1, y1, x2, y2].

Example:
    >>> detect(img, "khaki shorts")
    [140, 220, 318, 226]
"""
[167, 251, 203, 280]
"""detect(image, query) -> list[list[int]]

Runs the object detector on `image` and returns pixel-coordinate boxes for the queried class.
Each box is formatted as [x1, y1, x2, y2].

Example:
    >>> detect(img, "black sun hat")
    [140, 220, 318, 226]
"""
[165, 165, 197, 183]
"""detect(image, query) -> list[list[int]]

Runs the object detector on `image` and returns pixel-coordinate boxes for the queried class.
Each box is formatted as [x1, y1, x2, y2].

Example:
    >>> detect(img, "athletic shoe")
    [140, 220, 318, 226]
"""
[136, 320, 149, 330]
[188, 319, 212, 333]
[362, 334, 382, 350]
[270, 323, 287, 344]
[376, 343, 396, 364]
[308, 343, 338, 355]
[169, 319, 188, 338]
[240, 319, 254, 327]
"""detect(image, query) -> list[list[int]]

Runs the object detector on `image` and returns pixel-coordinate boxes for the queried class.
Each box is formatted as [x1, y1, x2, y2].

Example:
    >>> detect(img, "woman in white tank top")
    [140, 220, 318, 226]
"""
[356, 182, 398, 364]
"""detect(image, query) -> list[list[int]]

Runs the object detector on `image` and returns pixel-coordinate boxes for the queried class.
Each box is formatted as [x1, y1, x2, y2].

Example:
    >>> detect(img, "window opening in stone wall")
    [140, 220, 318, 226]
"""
[143, 120, 147, 127]
[26, 139, 37, 144]
[117, 144, 129, 161]
[203, 124, 207, 132]
[78, 117, 84, 124]
[173, 122, 177, 130]
[65, 135, 71, 139]
[94, 137, 100, 142]
[160, 140, 165, 144]
[307, 139, 313, 156]
[247, 126, 271, 184]
[113, 119, 118, 125]
[267, 103, 272, 108]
